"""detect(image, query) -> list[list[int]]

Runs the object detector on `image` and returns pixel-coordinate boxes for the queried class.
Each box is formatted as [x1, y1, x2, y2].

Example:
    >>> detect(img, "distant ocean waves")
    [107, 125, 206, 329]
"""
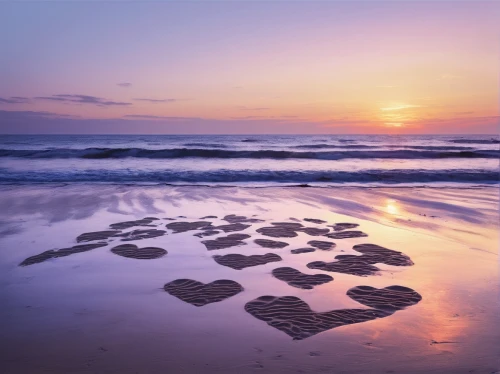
[1, 148, 499, 160]
[0, 169, 497, 185]
[0, 135, 498, 186]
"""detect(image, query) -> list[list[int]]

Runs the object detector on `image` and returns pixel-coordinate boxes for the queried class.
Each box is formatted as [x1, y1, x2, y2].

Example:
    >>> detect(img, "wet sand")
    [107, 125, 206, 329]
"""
[0, 185, 498, 373]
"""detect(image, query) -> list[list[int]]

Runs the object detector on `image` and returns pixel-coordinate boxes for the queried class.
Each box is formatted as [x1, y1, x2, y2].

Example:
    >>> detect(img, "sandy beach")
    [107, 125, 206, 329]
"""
[2, 0, 499, 372]
[0, 185, 498, 374]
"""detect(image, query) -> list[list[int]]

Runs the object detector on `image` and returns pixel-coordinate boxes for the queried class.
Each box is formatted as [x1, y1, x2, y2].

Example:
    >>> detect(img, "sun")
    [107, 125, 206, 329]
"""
[385, 122, 403, 127]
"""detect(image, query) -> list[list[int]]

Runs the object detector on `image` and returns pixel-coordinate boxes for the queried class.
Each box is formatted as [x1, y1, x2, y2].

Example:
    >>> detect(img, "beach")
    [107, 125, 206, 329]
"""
[0, 185, 498, 374]
[2, 0, 500, 372]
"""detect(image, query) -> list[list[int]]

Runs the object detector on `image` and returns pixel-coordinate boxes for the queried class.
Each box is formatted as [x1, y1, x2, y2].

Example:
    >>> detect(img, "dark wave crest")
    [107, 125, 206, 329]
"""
[183, 143, 227, 148]
[293, 144, 474, 150]
[0, 148, 498, 160]
[450, 138, 500, 144]
[0, 169, 497, 184]
[292, 144, 378, 149]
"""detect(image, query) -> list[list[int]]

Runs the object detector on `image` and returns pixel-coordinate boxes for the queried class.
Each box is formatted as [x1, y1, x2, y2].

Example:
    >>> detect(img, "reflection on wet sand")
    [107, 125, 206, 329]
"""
[0, 185, 498, 373]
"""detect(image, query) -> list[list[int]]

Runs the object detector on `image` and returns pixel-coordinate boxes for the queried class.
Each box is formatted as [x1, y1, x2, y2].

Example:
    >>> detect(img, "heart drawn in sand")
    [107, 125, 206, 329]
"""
[164, 279, 243, 306]
[272, 267, 333, 289]
[111, 244, 167, 260]
[245, 285, 421, 340]
[346, 285, 422, 312]
[244, 295, 389, 340]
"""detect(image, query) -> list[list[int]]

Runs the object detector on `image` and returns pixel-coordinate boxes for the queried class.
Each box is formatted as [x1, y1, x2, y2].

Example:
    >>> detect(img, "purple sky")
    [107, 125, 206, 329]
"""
[1, 1, 499, 134]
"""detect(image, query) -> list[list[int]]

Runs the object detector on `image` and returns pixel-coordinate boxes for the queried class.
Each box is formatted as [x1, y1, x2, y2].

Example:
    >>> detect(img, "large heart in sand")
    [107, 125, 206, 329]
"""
[111, 244, 167, 260]
[347, 285, 422, 312]
[164, 279, 243, 306]
[244, 296, 389, 340]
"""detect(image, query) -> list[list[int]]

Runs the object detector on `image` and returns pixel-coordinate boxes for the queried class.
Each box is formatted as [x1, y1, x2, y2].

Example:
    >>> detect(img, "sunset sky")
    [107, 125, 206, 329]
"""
[1, 1, 498, 134]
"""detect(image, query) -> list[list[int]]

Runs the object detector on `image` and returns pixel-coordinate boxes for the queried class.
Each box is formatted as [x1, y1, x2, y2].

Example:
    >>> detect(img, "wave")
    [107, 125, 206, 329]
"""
[292, 144, 378, 149]
[450, 138, 500, 144]
[0, 148, 498, 160]
[0, 169, 497, 184]
[293, 144, 474, 150]
[183, 143, 227, 148]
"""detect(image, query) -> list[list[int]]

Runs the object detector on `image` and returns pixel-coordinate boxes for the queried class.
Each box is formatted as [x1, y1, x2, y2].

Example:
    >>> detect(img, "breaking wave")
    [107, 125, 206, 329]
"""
[0, 148, 498, 160]
[0, 169, 497, 184]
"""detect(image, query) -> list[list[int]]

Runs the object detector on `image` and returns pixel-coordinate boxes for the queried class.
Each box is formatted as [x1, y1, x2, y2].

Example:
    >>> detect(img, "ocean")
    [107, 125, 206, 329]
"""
[0, 134, 498, 186]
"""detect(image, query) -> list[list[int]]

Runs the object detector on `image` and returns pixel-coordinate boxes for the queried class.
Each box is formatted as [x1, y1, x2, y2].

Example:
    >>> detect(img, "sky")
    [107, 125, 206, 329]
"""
[0, 1, 499, 134]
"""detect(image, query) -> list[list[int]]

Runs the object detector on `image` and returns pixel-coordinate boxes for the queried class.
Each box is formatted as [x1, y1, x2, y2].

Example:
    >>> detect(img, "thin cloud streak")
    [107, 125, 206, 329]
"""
[35, 94, 131, 107]
[133, 98, 179, 103]
[0, 97, 31, 104]
[123, 114, 201, 120]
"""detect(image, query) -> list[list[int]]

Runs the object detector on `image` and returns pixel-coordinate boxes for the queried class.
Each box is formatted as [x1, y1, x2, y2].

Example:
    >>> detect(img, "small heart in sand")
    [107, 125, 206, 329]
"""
[347, 285, 422, 312]
[164, 279, 243, 306]
[324, 231, 368, 239]
[111, 244, 167, 260]
[272, 267, 333, 289]
[213, 253, 282, 270]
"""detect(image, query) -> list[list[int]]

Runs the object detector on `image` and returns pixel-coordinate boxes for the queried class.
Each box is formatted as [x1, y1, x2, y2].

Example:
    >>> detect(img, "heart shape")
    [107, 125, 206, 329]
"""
[245, 296, 389, 340]
[254, 239, 289, 249]
[324, 230, 368, 239]
[346, 285, 422, 312]
[272, 267, 333, 289]
[164, 279, 243, 306]
[213, 253, 282, 270]
[111, 244, 167, 259]
[201, 234, 250, 250]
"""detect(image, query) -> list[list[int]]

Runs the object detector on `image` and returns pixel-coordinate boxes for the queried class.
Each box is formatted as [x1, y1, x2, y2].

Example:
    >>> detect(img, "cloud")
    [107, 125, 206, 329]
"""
[123, 114, 199, 120]
[0, 97, 31, 104]
[230, 115, 299, 120]
[117, 82, 132, 87]
[0, 110, 80, 120]
[36, 94, 131, 107]
[133, 98, 179, 103]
